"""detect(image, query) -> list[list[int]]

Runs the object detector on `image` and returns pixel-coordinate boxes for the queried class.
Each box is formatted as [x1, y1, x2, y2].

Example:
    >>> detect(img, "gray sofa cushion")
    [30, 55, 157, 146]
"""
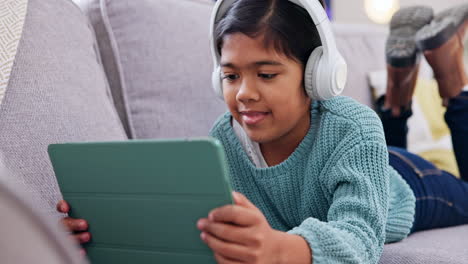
[380, 225, 468, 264]
[332, 24, 387, 108]
[78, 0, 226, 139]
[0, 0, 127, 218]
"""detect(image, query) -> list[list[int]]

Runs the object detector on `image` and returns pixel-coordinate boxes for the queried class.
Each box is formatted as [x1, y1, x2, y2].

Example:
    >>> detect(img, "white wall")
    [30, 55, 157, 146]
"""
[333, 0, 466, 25]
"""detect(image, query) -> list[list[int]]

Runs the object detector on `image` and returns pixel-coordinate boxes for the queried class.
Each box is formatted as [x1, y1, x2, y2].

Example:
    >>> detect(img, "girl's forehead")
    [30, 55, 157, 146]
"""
[222, 33, 267, 51]
[221, 33, 288, 63]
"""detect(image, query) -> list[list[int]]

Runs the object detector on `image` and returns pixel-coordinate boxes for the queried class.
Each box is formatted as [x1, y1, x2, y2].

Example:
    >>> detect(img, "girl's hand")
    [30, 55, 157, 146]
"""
[57, 200, 91, 254]
[197, 192, 293, 264]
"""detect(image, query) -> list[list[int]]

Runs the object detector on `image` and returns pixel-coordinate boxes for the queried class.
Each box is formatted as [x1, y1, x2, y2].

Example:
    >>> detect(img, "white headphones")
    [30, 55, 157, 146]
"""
[209, 0, 347, 101]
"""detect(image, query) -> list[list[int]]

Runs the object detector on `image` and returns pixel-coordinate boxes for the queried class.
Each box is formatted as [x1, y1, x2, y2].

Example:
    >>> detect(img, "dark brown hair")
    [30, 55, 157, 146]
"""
[214, 0, 322, 66]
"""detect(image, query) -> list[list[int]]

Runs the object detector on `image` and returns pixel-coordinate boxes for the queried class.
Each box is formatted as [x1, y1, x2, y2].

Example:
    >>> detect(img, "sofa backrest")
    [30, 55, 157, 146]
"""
[0, 0, 127, 217]
[78, 0, 227, 139]
[332, 23, 388, 107]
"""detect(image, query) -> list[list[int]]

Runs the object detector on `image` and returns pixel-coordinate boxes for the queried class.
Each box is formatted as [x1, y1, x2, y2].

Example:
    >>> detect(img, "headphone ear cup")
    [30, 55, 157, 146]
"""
[212, 66, 224, 100]
[304, 47, 323, 100]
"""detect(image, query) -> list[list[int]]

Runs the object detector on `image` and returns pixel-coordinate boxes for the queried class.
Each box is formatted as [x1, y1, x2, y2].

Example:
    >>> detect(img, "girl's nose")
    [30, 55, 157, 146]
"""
[236, 77, 260, 103]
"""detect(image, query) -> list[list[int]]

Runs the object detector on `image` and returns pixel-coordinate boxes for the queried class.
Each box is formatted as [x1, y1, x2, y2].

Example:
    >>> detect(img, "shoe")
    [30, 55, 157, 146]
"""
[385, 6, 434, 116]
[416, 4, 468, 99]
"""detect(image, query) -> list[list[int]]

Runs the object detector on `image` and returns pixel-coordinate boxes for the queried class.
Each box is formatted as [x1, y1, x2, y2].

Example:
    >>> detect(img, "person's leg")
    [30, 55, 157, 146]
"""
[420, 18, 468, 179]
[375, 97, 412, 149]
[417, 5, 468, 102]
[389, 146, 468, 232]
[445, 92, 468, 181]
[379, 6, 433, 146]
[385, 6, 434, 117]
[418, 8, 468, 179]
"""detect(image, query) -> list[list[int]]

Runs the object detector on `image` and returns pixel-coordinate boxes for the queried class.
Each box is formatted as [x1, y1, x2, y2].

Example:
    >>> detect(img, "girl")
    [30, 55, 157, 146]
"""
[196, 0, 402, 263]
[195, 0, 468, 263]
[59, 0, 468, 263]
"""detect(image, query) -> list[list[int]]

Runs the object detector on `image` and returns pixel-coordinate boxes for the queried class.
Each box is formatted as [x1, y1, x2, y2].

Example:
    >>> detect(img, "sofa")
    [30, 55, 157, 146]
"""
[0, 0, 467, 263]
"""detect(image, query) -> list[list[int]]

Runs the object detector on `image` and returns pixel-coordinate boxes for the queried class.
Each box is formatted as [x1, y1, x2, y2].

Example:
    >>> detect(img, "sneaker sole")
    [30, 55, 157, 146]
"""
[416, 4, 468, 51]
[386, 6, 434, 68]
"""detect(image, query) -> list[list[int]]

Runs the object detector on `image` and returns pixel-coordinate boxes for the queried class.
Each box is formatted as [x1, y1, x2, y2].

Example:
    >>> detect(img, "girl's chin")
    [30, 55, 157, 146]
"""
[244, 130, 274, 144]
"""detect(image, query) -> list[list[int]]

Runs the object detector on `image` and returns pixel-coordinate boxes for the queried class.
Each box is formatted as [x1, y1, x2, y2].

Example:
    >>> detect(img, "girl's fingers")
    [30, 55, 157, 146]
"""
[208, 205, 259, 226]
[232, 192, 256, 209]
[56, 200, 70, 213]
[197, 219, 254, 246]
[73, 232, 91, 244]
[201, 232, 252, 262]
[61, 217, 88, 232]
[214, 253, 241, 264]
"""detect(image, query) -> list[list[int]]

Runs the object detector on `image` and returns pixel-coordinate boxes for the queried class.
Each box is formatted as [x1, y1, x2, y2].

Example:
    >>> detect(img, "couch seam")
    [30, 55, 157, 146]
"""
[98, 0, 135, 138]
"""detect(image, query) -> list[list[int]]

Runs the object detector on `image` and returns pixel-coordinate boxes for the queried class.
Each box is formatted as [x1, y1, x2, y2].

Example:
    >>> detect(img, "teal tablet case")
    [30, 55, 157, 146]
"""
[48, 138, 233, 264]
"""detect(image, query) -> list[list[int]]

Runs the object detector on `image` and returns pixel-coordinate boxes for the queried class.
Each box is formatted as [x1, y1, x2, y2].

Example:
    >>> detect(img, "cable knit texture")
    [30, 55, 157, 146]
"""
[209, 96, 415, 264]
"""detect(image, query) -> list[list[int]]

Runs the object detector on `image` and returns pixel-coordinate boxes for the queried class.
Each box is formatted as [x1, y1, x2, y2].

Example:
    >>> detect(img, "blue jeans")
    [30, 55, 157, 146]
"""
[377, 92, 468, 232]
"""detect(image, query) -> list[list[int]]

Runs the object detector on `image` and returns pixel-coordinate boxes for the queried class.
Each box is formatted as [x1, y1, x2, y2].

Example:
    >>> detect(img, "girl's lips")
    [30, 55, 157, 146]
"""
[240, 111, 270, 125]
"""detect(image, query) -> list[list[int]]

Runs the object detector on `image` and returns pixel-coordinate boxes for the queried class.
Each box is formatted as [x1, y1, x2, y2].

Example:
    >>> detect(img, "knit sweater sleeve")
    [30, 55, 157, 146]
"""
[288, 140, 389, 264]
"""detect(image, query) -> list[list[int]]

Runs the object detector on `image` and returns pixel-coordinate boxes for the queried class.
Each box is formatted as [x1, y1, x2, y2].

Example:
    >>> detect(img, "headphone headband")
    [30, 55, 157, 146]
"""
[210, 0, 339, 63]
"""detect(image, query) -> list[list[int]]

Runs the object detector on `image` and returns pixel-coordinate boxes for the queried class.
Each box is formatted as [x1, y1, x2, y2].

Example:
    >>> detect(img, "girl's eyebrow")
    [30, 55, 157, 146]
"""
[220, 60, 284, 68]
[220, 62, 237, 69]
[254, 60, 283, 66]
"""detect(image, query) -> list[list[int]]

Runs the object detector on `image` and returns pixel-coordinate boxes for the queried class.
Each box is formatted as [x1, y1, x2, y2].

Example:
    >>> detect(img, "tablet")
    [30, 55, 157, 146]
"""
[48, 138, 233, 264]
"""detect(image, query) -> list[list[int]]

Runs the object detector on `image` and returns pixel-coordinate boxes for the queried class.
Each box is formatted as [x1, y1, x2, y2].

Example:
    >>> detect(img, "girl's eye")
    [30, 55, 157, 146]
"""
[258, 73, 277, 79]
[222, 74, 239, 82]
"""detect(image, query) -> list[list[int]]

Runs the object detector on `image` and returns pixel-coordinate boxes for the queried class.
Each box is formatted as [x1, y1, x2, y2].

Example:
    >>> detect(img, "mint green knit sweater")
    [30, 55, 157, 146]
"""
[209, 96, 415, 264]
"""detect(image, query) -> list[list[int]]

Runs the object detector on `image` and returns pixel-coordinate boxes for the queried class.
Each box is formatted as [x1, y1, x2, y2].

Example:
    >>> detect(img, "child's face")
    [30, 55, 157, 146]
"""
[220, 33, 311, 144]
